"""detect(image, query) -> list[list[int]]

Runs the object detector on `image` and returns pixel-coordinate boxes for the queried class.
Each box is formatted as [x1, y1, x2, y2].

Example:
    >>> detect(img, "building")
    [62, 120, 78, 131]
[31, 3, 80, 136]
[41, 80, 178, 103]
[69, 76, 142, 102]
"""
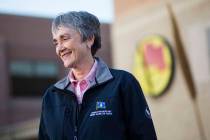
[112, 0, 210, 139]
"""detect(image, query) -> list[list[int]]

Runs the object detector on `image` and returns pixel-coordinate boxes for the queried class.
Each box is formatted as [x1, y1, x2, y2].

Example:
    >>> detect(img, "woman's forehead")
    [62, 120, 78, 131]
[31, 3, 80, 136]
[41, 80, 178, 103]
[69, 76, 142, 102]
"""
[52, 25, 79, 37]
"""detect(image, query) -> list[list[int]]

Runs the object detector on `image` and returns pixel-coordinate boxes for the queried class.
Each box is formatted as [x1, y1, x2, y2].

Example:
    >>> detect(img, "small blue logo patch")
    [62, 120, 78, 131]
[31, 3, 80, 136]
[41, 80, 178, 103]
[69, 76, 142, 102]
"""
[96, 101, 106, 110]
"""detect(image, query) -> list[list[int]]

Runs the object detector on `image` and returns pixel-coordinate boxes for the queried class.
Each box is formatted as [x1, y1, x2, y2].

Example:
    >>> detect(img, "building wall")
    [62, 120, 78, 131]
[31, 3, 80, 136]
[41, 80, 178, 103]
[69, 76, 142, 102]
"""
[0, 14, 112, 77]
[0, 37, 10, 127]
[114, 0, 160, 20]
[112, 0, 210, 139]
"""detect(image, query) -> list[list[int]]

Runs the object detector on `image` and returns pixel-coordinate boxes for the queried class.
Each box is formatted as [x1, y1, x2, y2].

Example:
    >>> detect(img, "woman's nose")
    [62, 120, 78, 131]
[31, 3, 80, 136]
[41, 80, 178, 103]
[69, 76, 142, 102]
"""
[57, 43, 65, 51]
[56, 44, 66, 56]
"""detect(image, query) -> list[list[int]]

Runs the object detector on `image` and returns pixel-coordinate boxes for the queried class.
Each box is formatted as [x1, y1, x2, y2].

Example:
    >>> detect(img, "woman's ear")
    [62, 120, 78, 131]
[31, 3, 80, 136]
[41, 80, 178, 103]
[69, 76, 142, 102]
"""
[87, 36, 95, 49]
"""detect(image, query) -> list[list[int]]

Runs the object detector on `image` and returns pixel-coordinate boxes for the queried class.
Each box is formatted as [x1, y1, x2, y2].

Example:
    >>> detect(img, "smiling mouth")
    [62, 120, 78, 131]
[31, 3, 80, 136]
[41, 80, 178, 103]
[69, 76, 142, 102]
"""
[61, 51, 72, 58]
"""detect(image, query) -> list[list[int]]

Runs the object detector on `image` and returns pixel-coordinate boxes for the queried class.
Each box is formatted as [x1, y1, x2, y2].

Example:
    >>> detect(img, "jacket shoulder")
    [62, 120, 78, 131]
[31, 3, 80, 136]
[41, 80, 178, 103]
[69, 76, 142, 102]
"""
[110, 68, 137, 81]
[42, 84, 55, 97]
[41, 85, 66, 108]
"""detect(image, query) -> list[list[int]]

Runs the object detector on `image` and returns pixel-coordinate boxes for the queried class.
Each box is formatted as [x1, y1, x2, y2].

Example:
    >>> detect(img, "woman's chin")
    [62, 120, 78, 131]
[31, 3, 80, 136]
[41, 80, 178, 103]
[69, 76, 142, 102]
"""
[63, 61, 74, 68]
[63, 62, 70, 68]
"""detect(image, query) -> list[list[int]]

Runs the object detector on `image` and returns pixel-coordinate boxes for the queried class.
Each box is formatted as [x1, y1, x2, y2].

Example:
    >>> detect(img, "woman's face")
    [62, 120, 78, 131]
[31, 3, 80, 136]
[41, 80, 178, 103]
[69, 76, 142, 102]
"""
[52, 26, 92, 68]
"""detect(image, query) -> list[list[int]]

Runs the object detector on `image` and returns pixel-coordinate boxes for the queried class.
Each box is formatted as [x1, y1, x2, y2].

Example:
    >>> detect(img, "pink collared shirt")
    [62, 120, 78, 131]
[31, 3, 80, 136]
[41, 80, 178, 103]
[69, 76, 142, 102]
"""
[68, 60, 97, 104]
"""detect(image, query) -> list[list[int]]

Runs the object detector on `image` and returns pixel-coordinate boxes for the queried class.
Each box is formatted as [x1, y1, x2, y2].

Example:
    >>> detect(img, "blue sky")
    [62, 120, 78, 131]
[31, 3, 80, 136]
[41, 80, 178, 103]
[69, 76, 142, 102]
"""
[0, 0, 114, 23]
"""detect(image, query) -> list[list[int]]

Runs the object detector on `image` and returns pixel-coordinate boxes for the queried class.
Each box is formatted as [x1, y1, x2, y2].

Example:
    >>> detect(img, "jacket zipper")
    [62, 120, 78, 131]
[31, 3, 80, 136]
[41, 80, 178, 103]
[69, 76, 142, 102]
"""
[73, 80, 108, 140]
[74, 97, 82, 140]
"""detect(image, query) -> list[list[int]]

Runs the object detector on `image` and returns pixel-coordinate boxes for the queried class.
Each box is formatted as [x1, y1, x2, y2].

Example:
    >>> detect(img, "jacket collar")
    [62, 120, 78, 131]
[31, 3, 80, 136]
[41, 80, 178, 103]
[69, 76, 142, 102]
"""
[54, 57, 113, 90]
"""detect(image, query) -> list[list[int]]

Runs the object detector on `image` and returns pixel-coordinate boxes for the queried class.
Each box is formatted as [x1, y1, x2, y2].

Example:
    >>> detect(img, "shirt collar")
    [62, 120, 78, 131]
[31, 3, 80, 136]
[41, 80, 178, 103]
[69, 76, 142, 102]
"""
[54, 57, 113, 90]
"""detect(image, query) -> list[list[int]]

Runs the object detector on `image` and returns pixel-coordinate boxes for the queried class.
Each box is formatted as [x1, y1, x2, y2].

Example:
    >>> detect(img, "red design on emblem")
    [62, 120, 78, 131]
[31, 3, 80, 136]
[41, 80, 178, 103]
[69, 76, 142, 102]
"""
[144, 44, 165, 70]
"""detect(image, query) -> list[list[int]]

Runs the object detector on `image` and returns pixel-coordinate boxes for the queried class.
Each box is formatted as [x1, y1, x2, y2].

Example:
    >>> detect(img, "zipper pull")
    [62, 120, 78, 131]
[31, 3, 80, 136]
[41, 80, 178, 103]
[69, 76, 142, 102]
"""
[74, 126, 77, 132]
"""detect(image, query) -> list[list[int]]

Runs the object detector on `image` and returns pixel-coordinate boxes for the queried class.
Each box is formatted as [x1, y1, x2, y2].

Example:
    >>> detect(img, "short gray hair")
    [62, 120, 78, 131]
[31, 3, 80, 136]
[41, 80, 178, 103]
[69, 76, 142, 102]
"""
[52, 11, 101, 56]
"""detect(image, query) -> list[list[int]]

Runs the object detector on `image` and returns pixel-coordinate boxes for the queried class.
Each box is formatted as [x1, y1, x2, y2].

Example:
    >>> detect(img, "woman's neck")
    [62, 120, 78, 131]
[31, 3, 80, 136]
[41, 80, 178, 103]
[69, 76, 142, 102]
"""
[72, 57, 94, 81]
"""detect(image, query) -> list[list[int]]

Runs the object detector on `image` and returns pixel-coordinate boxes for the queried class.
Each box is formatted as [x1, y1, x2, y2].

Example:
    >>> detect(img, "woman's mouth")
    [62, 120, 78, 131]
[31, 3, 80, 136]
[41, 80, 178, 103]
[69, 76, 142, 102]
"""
[61, 51, 72, 59]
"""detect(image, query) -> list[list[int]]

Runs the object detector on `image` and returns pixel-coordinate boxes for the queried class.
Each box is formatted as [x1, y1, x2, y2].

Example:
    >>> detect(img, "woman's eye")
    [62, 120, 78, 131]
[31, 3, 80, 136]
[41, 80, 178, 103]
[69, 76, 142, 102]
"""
[53, 42, 58, 47]
[63, 37, 69, 41]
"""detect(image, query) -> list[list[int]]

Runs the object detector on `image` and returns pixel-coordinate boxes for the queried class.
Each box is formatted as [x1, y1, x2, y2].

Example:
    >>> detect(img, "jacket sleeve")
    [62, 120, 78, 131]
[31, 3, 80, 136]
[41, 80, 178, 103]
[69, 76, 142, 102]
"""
[121, 72, 157, 140]
[38, 98, 50, 140]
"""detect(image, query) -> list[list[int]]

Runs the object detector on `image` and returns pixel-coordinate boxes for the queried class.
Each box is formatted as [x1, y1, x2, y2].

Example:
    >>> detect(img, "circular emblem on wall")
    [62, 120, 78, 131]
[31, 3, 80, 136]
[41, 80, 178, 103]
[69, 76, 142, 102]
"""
[133, 35, 175, 97]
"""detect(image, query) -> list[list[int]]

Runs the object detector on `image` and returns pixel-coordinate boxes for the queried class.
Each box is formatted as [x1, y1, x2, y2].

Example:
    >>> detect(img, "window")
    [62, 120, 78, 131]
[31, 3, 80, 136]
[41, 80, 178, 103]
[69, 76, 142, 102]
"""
[10, 61, 58, 96]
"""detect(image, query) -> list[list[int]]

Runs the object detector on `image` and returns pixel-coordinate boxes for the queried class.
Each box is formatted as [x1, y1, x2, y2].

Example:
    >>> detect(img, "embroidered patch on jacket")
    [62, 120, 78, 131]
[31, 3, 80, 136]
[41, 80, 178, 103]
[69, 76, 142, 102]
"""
[96, 101, 106, 110]
[145, 107, 152, 119]
[90, 110, 112, 117]
[90, 101, 112, 117]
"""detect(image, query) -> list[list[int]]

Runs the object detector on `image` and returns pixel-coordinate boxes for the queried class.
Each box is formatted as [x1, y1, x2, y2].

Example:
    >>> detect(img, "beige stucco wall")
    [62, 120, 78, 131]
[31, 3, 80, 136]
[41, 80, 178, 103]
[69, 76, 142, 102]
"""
[112, 0, 210, 139]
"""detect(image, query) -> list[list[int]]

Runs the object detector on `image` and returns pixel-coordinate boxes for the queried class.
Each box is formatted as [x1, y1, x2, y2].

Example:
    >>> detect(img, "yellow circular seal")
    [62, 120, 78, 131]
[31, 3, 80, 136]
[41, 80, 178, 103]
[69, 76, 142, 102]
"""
[133, 35, 175, 97]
